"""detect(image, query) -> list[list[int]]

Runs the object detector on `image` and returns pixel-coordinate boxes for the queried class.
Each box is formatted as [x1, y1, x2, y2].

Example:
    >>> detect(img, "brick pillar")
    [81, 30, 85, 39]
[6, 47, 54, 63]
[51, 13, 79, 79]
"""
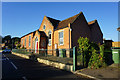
[66, 50, 70, 58]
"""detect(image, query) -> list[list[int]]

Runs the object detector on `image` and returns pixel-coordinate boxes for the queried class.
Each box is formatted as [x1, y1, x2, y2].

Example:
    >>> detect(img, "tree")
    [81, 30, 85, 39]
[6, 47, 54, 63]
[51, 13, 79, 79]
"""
[0, 35, 2, 44]
[3, 35, 12, 49]
[12, 37, 21, 49]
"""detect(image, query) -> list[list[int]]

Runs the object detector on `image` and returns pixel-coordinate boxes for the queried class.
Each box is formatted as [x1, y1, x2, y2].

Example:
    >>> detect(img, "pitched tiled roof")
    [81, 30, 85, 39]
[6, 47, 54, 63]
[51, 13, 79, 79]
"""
[55, 12, 82, 30]
[38, 30, 46, 37]
[47, 16, 60, 29]
[32, 30, 47, 38]
[21, 30, 37, 38]
[88, 20, 97, 25]
[88, 20, 103, 35]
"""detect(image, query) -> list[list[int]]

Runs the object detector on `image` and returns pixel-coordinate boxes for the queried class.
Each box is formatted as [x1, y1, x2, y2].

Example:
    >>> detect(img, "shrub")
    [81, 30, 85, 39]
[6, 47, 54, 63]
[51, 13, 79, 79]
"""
[77, 37, 107, 68]
[16, 43, 21, 49]
[78, 37, 91, 67]
[21, 46, 26, 49]
[90, 42, 99, 51]
[88, 45, 106, 69]
[100, 44, 104, 57]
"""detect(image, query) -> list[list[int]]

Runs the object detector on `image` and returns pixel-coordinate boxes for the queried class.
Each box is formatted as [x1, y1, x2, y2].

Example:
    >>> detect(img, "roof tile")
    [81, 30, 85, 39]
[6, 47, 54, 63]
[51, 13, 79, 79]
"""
[55, 12, 82, 30]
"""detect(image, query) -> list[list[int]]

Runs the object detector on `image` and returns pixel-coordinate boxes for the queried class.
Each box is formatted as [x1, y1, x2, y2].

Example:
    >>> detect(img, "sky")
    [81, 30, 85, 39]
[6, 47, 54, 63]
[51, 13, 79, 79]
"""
[2, 2, 118, 41]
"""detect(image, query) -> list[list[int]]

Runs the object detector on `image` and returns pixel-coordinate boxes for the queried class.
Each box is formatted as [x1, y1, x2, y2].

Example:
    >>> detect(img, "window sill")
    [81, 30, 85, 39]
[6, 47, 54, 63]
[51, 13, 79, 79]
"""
[59, 44, 64, 46]
[48, 44, 51, 46]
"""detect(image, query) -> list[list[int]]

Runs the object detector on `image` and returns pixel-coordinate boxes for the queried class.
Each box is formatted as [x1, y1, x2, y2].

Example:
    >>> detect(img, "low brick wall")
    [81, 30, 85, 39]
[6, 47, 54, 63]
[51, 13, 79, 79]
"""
[12, 52, 73, 72]
[0, 50, 2, 52]
[12, 52, 29, 59]
[37, 58, 73, 71]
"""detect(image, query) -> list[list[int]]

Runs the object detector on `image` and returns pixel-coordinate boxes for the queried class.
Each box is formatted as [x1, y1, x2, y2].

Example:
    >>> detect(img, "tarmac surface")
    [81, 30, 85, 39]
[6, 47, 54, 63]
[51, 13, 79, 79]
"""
[1, 52, 91, 80]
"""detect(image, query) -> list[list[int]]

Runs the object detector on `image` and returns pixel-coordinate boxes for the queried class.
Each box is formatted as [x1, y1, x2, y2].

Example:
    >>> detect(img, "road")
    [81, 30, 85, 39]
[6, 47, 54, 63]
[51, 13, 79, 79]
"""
[2, 52, 91, 80]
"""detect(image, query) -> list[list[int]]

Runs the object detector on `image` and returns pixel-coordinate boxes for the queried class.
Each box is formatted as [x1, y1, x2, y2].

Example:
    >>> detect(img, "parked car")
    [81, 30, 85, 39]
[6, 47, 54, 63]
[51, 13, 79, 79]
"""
[2, 49, 11, 53]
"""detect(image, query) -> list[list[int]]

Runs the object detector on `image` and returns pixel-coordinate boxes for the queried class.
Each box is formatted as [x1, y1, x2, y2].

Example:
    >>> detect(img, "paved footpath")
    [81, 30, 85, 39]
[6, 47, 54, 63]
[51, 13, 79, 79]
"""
[2, 53, 92, 80]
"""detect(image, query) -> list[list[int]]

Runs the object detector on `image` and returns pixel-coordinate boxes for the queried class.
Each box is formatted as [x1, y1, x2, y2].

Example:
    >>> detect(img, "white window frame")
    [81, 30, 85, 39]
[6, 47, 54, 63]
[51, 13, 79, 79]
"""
[25, 37, 26, 47]
[59, 30, 64, 45]
[22, 39, 23, 46]
[29, 36, 31, 47]
[48, 30, 52, 46]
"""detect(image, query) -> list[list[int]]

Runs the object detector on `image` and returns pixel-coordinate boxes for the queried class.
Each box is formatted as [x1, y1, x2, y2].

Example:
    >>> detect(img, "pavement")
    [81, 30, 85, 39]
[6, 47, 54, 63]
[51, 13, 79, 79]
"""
[76, 67, 120, 79]
[1, 53, 91, 80]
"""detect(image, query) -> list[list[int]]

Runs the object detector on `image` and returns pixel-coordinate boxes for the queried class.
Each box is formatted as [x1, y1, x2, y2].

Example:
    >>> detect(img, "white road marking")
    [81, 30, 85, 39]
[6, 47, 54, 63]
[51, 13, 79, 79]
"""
[2, 54, 9, 60]
[3, 54, 5, 57]
[22, 76, 27, 80]
[6, 57, 9, 60]
[10, 62, 18, 70]
[1, 54, 7, 61]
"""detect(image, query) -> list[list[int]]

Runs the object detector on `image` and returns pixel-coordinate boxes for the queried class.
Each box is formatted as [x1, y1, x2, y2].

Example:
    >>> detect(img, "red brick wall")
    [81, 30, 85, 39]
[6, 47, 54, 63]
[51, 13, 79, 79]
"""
[89, 21, 103, 44]
[21, 33, 33, 49]
[40, 37, 47, 49]
[54, 27, 70, 49]
[32, 31, 40, 50]
[39, 16, 54, 50]
[71, 12, 91, 47]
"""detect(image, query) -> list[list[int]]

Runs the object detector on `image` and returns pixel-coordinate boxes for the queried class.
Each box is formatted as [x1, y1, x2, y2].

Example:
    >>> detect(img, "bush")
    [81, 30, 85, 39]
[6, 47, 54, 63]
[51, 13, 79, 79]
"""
[77, 37, 91, 67]
[88, 45, 106, 69]
[77, 37, 106, 68]
[21, 46, 26, 49]
[90, 42, 99, 51]
[16, 43, 21, 49]
[100, 44, 104, 57]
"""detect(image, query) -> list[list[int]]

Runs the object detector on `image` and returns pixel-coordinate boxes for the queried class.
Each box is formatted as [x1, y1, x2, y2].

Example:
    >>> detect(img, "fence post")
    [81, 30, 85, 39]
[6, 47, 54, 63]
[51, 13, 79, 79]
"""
[73, 46, 77, 71]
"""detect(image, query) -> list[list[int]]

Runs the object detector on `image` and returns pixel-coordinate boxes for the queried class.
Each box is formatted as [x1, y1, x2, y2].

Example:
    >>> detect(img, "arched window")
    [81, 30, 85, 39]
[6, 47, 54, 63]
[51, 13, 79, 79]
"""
[43, 25, 46, 30]
[35, 37, 38, 42]
[48, 31, 51, 46]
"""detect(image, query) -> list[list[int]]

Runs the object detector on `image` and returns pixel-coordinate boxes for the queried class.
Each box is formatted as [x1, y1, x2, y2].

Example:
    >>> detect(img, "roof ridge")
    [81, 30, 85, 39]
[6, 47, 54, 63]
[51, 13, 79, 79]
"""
[46, 16, 60, 21]
[59, 12, 82, 23]
[88, 19, 97, 25]
[21, 29, 38, 38]
[88, 19, 97, 22]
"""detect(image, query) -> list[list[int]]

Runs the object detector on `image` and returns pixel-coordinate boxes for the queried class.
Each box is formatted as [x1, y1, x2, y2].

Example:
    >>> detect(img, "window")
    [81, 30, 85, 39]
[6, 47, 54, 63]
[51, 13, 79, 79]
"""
[43, 25, 46, 30]
[25, 37, 26, 47]
[22, 39, 23, 46]
[29, 36, 31, 47]
[32, 41, 34, 49]
[48, 31, 51, 46]
[59, 31, 64, 45]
